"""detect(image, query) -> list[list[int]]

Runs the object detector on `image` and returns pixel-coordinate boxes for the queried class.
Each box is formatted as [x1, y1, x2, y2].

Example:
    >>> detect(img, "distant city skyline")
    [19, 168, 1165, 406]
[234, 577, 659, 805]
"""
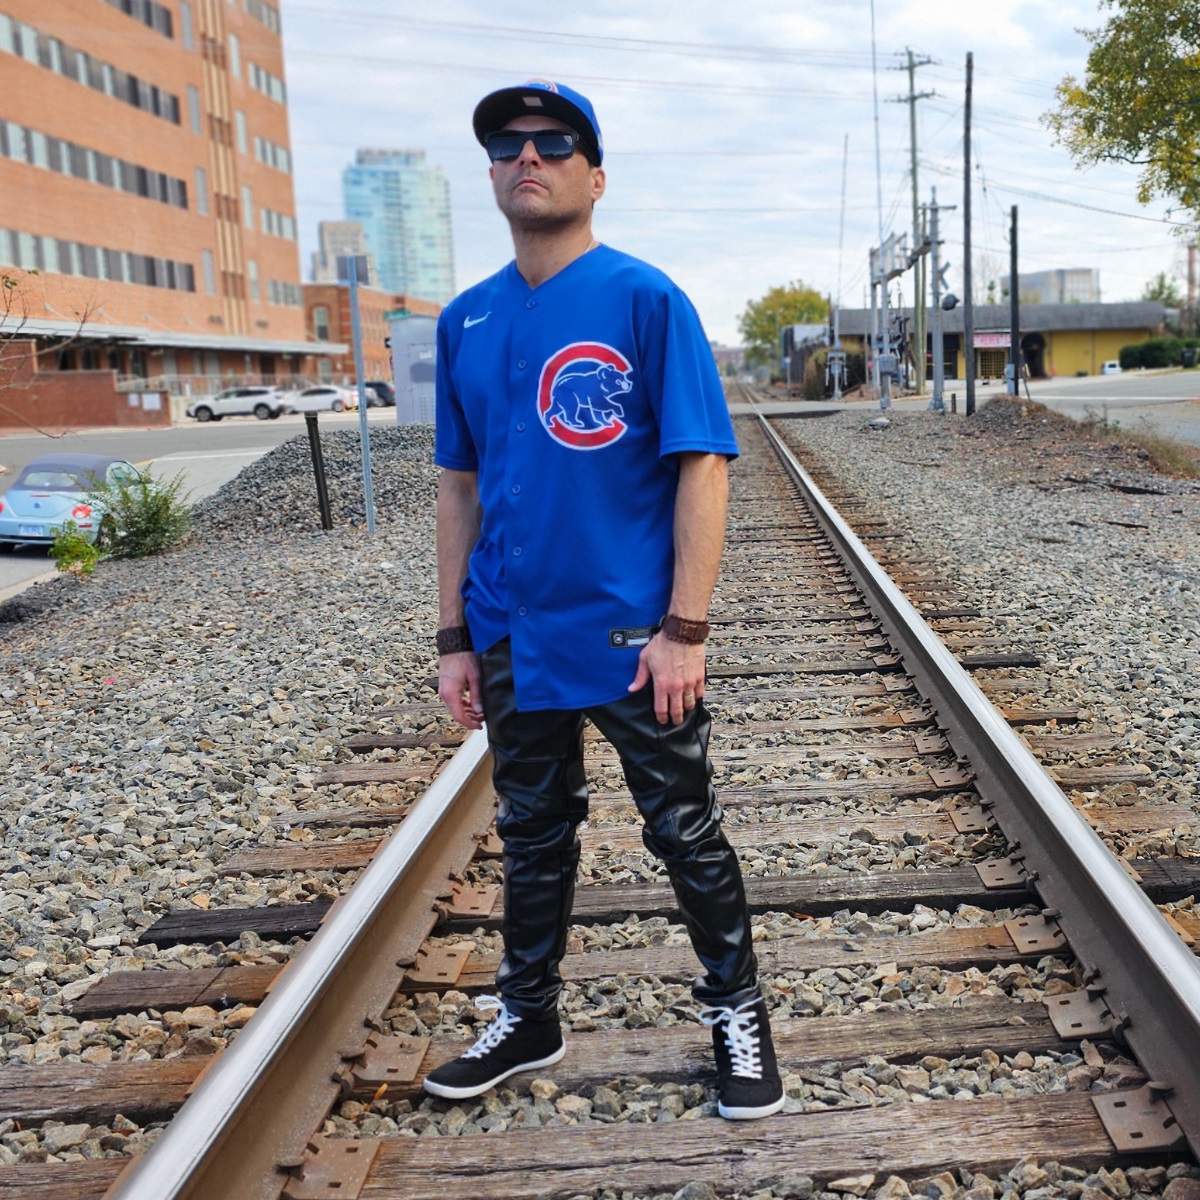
[341, 149, 455, 303]
[311, 219, 373, 284]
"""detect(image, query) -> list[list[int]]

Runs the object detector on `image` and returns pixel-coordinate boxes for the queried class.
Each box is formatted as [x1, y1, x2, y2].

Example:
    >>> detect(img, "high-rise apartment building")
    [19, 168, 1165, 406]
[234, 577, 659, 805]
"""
[310, 219, 372, 284]
[1002, 268, 1101, 305]
[342, 150, 455, 304]
[0, 0, 322, 389]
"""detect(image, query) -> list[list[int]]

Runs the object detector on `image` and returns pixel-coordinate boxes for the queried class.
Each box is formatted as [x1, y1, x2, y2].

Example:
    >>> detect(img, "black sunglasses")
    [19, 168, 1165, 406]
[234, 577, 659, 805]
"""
[485, 128, 582, 163]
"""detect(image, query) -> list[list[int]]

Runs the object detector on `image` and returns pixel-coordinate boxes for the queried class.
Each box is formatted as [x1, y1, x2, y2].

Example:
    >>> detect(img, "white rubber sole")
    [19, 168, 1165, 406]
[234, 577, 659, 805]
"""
[718, 1093, 786, 1120]
[422, 1041, 567, 1100]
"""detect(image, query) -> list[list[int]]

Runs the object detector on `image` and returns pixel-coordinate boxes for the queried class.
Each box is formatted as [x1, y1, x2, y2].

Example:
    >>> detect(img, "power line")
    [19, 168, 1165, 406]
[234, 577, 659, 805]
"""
[918, 160, 1191, 226]
[285, 7, 884, 67]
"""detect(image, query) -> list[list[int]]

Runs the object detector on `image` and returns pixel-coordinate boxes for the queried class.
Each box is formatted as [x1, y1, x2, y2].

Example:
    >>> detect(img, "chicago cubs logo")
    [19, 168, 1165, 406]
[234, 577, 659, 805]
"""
[537, 342, 634, 450]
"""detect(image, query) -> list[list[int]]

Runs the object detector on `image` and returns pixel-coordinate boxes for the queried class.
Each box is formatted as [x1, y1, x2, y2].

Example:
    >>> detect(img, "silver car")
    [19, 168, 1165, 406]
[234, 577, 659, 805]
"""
[284, 385, 357, 414]
[186, 385, 288, 421]
[0, 453, 141, 548]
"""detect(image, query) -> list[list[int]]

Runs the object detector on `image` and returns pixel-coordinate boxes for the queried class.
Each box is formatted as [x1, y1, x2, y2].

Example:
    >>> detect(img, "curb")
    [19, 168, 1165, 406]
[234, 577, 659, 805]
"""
[0, 567, 59, 605]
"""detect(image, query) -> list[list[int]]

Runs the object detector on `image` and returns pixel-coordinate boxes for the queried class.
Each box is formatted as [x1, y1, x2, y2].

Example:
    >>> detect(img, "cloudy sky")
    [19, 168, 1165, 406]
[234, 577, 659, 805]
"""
[280, 0, 1192, 345]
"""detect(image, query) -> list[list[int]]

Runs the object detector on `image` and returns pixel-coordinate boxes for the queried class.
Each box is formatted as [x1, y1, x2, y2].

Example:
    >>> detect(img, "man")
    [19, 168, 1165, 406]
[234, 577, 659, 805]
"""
[424, 79, 784, 1121]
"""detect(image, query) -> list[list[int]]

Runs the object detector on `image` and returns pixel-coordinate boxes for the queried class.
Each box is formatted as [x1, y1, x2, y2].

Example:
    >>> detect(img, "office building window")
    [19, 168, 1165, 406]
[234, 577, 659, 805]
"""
[241, 185, 253, 228]
[187, 85, 201, 134]
[253, 134, 290, 172]
[194, 166, 208, 215]
[247, 62, 285, 103]
[0, 16, 180, 124]
[201, 248, 215, 294]
[1, 118, 188, 209]
[0, 225, 194, 291]
[260, 208, 295, 239]
[179, 2, 194, 49]
[243, 0, 281, 33]
[247, 258, 259, 300]
[227, 32, 240, 78]
[234, 109, 246, 153]
[266, 279, 301, 305]
[101, 0, 173, 38]
[312, 305, 329, 340]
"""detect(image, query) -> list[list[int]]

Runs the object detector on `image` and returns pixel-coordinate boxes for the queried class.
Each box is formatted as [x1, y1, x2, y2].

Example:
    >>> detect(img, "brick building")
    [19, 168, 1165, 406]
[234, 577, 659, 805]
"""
[0, 0, 340, 411]
[303, 284, 439, 383]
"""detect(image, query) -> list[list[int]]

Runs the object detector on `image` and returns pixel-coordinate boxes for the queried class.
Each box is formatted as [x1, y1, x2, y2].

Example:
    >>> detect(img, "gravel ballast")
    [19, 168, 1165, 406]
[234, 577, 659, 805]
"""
[1, 406, 1198, 1193]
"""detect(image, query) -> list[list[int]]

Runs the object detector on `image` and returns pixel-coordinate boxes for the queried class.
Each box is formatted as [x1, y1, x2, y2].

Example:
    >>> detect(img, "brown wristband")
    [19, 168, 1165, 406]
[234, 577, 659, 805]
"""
[435, 625, 474, 655]
[660, 613, 710, 644]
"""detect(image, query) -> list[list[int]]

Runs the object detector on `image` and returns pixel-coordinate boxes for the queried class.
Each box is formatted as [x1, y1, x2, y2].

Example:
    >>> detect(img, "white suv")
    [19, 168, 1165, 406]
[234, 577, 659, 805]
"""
[186, 386, 288, 421]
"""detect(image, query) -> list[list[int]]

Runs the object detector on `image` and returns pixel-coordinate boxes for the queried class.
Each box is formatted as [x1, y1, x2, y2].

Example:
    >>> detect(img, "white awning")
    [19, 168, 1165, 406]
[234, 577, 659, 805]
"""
[7, 316, 347, 356]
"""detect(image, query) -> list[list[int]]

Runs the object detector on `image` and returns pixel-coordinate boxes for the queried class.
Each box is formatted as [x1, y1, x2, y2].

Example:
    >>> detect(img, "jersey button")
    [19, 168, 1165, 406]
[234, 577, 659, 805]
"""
[511, 484, 521, 495]
[517, 359, 526, 369]
[516, 422, 526, 432]
[525, 300, 536, 309]
[517, 606, 528, 617]
[512, 546, 522, 556]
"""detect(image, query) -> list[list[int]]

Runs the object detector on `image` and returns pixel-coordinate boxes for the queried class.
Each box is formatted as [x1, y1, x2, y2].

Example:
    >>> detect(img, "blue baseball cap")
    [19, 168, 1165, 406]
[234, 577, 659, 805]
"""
[473, 80, 604, 165]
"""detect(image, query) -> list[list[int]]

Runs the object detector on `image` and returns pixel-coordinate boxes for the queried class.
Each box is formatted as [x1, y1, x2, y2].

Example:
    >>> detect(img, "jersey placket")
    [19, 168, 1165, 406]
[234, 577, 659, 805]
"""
[504, 291, 541, 677]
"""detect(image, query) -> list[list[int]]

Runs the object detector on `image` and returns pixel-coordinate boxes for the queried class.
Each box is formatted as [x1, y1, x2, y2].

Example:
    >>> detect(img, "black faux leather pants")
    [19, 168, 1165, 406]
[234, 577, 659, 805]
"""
[479, 637, 759, 1019]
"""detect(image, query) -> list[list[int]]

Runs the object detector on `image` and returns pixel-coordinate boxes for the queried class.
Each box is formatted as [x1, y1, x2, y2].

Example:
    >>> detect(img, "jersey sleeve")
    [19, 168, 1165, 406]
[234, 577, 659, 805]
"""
[433, 313, 479, 471]
[638, 286, 739, 461]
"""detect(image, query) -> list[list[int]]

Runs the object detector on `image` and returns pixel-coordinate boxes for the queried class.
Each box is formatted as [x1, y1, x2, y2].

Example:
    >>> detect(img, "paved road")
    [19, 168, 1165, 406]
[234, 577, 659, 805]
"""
[0, 409, 398, 597]
[752, 369, 1200, 447]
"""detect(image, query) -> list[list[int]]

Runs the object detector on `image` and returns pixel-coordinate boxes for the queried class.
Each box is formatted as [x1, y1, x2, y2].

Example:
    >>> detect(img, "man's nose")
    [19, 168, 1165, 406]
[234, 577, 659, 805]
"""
[516, 137, 542, 165]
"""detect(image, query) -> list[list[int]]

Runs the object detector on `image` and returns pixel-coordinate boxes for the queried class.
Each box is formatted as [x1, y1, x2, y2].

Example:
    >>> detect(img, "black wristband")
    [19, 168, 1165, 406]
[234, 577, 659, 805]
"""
[436, 625, 474, 655]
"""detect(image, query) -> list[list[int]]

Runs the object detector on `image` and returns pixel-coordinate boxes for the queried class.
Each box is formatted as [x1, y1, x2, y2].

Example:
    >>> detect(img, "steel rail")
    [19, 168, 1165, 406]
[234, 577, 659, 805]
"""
[750, 404, 1200, 1156]
[104, 729, 495, 1200]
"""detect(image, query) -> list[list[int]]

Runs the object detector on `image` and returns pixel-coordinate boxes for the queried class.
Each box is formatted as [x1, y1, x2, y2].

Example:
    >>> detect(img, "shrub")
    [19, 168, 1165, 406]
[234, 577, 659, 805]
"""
[1119, 337, 1200, 369]
[51, 521, 102, 579]
[89, 470, 192, 559]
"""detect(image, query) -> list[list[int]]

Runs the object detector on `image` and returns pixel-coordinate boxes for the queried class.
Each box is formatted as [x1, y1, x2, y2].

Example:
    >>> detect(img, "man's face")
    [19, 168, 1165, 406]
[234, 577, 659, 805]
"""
[489, 115, 605, 232]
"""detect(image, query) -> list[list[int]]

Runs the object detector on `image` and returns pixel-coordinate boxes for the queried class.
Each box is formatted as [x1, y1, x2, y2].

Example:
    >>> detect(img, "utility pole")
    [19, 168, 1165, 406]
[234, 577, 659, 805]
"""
[963, 51, 976, 417]
[869, 247, 880, 399]
[891, 49, 935, 395]
[1008, 205, 1021, 397]
[927, 188, 956, 413]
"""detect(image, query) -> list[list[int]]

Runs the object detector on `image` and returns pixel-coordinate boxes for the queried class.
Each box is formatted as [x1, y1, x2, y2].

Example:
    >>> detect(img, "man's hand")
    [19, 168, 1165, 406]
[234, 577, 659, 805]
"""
[439, 651, 484, 729]
[627, 632, 706, 725]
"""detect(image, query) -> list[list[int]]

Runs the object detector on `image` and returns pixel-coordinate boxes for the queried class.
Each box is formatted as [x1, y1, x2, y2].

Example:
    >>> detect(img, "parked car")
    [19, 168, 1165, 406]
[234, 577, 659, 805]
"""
[284, 385, 358, 414]
[1100, 360, 1123, 375]
[0, 453, 141, 549]
[364, 380, 396, 407]
[186, 385, 288, 422]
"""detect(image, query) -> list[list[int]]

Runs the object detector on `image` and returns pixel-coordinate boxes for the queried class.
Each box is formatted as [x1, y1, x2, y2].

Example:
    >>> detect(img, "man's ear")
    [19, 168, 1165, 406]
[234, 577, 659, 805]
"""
[591, 166, 606, 203]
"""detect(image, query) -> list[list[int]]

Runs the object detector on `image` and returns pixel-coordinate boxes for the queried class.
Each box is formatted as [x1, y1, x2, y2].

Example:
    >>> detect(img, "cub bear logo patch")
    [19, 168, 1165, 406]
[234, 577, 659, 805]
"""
[537, 342, 633, 450]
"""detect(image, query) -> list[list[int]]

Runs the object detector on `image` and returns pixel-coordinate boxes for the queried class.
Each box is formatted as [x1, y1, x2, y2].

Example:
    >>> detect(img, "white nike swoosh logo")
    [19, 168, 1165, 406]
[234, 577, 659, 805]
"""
[463, 313, 491, 328]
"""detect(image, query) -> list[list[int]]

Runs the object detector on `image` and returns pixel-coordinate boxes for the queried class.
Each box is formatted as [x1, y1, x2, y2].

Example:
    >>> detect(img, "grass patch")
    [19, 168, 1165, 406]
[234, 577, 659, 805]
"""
[1078, 409, 1200, 478]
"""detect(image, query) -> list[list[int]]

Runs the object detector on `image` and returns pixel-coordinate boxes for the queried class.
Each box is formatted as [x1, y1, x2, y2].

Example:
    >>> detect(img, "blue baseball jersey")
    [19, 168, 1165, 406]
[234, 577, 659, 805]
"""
[435, 244, 738, 712]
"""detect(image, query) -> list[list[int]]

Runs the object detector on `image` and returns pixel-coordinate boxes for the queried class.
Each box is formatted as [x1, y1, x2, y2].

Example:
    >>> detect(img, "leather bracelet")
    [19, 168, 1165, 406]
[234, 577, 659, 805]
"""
[435, 625, 474, 655]
[660, 613, 710, 644]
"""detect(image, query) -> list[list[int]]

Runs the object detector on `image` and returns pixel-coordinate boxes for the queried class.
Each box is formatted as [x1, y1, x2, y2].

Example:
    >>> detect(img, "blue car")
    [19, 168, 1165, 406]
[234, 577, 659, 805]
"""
[0, 453, 142, 549]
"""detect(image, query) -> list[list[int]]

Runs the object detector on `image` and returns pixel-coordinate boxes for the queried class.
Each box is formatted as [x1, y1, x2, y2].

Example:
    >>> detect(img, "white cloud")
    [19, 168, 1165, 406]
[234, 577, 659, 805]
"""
[282, 0, 1187, 343]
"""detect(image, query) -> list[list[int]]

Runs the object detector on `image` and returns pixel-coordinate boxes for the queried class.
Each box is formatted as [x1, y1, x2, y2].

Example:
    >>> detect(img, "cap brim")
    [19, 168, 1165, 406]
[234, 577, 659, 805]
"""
[473, 87, 601, 163]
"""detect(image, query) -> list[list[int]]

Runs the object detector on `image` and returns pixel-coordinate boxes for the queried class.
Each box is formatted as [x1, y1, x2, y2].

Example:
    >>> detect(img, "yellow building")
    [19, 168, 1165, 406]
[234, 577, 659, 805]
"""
[835, 301, 1169, 380]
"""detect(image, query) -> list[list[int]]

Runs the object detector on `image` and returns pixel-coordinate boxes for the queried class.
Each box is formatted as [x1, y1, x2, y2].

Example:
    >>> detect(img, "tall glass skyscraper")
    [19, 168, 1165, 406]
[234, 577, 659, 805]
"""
[341, 150, 455, 303]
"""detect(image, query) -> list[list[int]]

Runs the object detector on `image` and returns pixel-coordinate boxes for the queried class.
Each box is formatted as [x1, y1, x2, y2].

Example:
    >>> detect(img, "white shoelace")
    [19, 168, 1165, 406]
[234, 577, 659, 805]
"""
[700, 999, 764, 1079]
[463, 995, 521, 1060]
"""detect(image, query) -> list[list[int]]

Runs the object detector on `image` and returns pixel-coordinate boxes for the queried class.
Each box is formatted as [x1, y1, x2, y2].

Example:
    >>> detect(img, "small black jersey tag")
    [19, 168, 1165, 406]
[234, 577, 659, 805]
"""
[609, 625, 656, 648]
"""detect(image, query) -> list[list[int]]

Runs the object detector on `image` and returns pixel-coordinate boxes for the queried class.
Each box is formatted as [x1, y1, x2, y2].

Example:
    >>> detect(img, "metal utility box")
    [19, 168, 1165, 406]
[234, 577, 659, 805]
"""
[388, 313, 438, 424]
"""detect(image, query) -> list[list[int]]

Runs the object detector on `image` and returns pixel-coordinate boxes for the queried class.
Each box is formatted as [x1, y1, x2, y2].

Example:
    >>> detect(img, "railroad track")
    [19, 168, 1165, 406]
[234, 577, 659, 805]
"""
[5, 396, 1200, 1199]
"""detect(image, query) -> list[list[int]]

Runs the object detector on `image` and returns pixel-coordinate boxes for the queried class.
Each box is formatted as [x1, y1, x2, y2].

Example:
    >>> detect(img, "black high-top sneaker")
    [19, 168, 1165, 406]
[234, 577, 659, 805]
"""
[422, 997, 565, 1100]
[701, 996, 785, 1119]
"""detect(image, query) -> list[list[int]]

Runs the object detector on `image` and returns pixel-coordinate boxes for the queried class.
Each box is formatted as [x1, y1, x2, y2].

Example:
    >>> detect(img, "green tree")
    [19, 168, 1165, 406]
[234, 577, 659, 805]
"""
[1142, 271, 1183, 305]
[1045, 0, 1200, 227]
[737, 281, 827, 368]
